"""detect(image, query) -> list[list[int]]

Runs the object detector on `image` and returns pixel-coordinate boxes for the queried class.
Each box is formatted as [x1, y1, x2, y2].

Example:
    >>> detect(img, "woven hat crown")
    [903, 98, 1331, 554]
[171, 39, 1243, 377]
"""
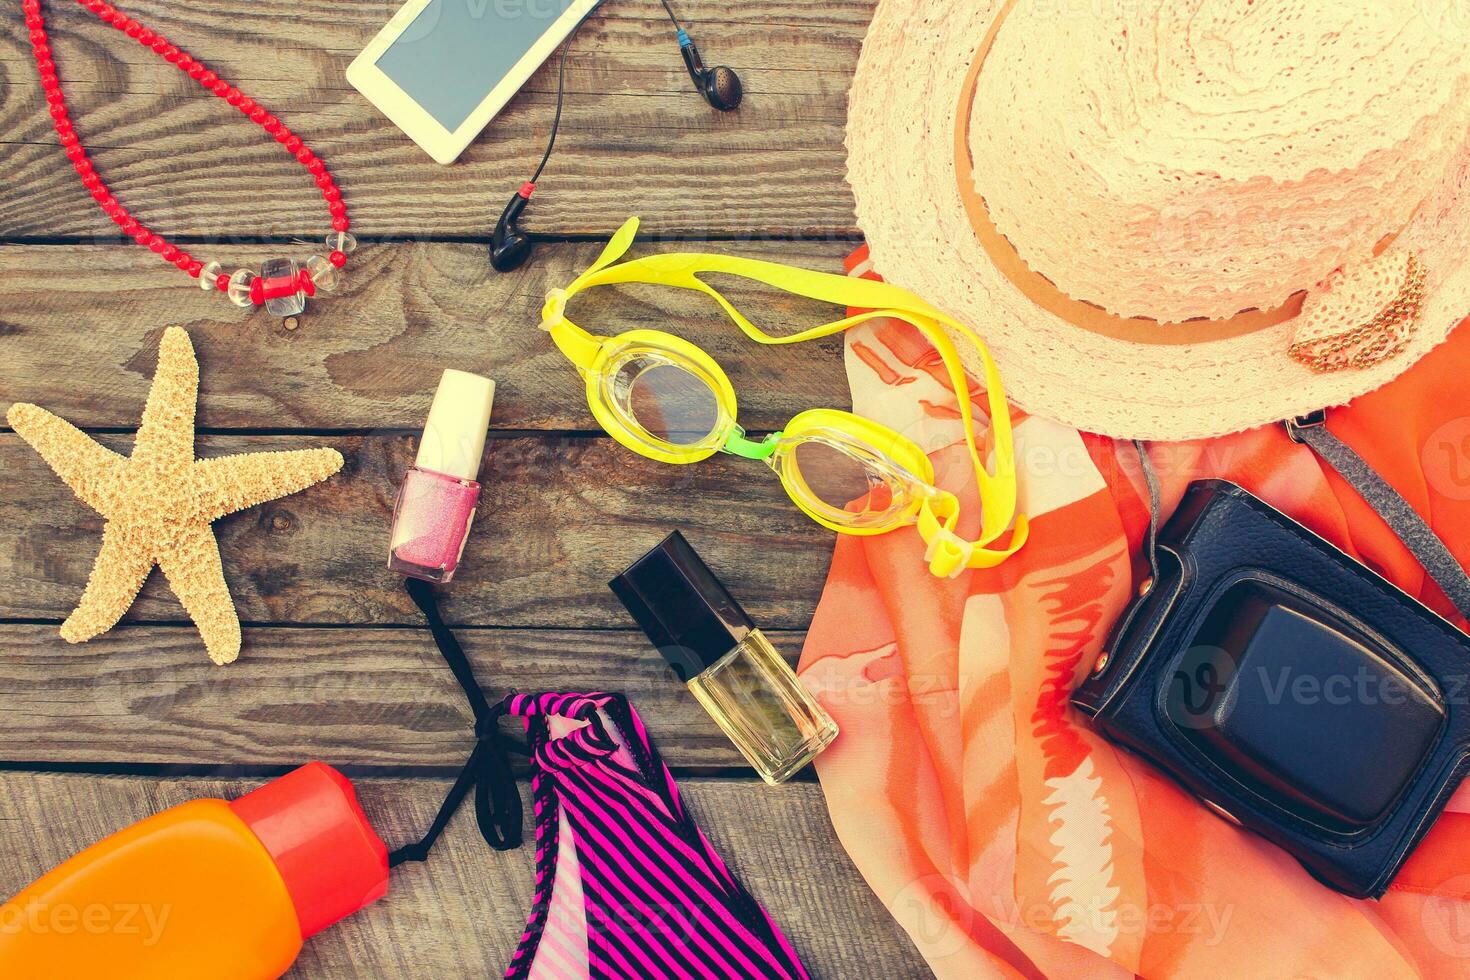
[969, 0, 1470, 322]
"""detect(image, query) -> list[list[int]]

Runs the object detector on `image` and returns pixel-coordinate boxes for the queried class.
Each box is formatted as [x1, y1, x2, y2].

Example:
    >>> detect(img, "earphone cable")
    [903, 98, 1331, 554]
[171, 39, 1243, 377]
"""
[529, 12, 590, 184]
[529, 2, 694, 186]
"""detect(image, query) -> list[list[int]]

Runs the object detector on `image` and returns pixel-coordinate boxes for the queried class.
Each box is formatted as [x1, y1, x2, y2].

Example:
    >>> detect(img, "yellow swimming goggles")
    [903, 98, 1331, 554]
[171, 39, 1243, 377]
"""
[540, 217, 1029, 577]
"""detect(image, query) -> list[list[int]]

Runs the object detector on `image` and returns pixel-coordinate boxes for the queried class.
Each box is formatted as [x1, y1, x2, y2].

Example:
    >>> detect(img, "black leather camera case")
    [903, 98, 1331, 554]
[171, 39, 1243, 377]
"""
[1072, 480, 1470, 898]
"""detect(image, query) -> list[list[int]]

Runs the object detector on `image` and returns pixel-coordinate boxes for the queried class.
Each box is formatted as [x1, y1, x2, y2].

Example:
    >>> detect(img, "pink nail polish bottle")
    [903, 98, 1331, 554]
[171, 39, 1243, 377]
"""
[388, 369, 496, 583]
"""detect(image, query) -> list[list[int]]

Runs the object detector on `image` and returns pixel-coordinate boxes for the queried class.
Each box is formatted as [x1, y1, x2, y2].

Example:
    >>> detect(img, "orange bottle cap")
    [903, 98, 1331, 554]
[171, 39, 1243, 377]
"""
[230, 762, 390, 939]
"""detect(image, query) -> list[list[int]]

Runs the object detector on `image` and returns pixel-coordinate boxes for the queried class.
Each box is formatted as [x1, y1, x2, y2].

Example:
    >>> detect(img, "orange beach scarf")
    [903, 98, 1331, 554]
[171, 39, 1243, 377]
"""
[796, 246, 1470, 978]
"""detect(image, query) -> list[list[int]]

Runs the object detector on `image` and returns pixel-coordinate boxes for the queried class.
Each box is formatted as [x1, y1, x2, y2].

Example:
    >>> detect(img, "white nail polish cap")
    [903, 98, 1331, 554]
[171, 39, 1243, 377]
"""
[416, 369, 495, 482]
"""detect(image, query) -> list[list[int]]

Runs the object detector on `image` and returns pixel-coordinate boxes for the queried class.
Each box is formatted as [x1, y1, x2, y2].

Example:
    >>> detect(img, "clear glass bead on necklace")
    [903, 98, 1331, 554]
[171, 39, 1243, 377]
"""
[305, 254, 339, 292]
[326, 231, 357, 255]
[226, 269, 256, 308]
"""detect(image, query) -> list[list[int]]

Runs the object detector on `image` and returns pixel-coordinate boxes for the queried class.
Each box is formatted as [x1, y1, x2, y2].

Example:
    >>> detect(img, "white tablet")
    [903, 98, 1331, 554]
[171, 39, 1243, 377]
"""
[348, 0, 602, 165]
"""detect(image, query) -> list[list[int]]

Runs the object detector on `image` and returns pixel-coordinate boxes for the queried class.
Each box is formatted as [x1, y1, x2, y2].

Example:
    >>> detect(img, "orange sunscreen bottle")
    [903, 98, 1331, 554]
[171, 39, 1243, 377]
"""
[0, 762, 389, 980]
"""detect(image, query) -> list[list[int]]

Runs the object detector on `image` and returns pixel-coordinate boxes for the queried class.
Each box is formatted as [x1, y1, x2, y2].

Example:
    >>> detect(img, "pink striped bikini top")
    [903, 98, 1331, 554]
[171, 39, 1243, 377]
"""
[502, 691, 811, 980]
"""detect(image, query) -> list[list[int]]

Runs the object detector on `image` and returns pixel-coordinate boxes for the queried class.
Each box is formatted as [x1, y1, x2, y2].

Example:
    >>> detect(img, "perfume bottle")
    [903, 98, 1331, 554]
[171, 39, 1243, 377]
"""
[610, 531, 839, 784]
[388, 369, 495, 583]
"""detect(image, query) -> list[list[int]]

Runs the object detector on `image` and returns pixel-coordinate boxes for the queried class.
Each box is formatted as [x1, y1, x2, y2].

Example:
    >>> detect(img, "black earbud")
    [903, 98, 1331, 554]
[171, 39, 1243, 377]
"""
[678, 30, 742, 111]
[489, 184, 535, 272]
[490, 6, 743, 274]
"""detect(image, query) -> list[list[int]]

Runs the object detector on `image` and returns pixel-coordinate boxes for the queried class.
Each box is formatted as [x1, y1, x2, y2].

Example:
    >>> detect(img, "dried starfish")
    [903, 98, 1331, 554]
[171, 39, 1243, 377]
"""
[6, 327, 343, 664]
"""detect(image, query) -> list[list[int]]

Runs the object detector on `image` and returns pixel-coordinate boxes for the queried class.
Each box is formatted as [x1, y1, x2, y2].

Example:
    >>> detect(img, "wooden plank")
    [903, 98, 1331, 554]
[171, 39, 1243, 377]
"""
[1, 0, 869, 239]
[0, 623, 810, 768]
[0, 772, 931, 979]
[0, 432, 835, 628]
[0, 240, 853, 431]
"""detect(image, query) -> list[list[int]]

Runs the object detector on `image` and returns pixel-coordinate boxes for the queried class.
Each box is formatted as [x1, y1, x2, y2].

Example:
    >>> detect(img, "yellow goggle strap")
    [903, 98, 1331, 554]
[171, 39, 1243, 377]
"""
[539, 217, 650, 370]
[546, 217, 1030, 577]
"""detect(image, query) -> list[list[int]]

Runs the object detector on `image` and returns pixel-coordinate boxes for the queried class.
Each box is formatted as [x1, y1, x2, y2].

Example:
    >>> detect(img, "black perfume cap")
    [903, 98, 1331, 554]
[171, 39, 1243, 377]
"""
[609, 530, 754, 683]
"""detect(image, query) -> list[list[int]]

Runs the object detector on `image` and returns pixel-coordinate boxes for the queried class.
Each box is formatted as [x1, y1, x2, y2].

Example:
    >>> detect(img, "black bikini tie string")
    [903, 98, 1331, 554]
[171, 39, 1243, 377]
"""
[389, 578, 525, 868]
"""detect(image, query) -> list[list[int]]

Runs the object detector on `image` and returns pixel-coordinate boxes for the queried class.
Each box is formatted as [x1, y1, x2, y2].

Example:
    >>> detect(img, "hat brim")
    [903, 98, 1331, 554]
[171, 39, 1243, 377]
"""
[845, 0, 1470, 442]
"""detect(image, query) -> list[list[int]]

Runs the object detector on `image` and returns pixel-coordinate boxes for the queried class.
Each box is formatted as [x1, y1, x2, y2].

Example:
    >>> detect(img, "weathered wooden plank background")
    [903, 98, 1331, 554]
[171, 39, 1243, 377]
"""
[0, 242, 853, 430]
[0, 624, 809, 767]
[0, 774, 917, 978]
[0, 0, 871, 238]
[0, 0, 931, 976]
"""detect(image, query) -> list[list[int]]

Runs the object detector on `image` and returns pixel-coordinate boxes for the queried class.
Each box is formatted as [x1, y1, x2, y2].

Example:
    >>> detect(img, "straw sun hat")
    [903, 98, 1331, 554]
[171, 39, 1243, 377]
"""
[845, 0, 1470, 441]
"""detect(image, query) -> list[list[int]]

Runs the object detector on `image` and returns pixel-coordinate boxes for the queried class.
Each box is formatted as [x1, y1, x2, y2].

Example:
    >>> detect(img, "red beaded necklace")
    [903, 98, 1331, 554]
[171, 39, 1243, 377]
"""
[23, 0, 355, 314]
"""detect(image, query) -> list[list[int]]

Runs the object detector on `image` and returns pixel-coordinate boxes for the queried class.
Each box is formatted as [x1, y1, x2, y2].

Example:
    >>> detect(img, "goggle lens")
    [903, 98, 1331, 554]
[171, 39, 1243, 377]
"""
[604, 350, 725, 450]
[785, 435, 912, 529]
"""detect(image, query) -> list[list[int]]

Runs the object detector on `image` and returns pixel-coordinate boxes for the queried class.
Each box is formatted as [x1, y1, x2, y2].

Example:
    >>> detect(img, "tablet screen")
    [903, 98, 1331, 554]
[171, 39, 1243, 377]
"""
[375, 0, 578, 132]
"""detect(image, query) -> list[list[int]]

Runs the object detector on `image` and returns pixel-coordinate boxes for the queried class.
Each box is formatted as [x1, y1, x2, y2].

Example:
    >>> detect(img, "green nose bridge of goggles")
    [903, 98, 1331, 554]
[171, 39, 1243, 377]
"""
[539, 217, 1030, 578]
[724, 430, 779, 460]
